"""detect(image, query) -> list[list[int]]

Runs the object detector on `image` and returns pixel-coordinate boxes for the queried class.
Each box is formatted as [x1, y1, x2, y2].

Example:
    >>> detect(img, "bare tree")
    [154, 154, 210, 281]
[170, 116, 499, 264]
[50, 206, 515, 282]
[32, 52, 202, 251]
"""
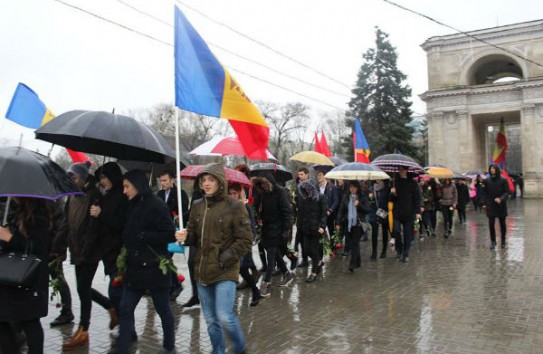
[257, 101, 311, 163]
[320, 109, 349, 156]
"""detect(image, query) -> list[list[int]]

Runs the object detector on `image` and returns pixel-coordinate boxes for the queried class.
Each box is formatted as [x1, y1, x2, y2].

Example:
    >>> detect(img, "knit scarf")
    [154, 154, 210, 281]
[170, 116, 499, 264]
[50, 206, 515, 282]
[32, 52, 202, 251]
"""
[348, 194, 358, 231]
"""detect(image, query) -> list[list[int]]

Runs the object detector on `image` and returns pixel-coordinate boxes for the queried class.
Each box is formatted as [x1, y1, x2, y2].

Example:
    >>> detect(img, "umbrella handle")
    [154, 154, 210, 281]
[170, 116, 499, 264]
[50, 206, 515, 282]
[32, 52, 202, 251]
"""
[2, 197, 11, 226]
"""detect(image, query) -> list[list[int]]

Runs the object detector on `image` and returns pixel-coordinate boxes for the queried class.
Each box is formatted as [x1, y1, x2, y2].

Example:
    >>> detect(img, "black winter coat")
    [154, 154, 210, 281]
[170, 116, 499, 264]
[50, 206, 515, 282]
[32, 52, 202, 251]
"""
[157, 186, 189, 227]
[96, 185, 127, 275]
[456, 183, 470, 208]
[368, 183, 390, 224]
[390, 177, 422, 222]
[483, 165, 509, 218]
[123, 193, 176, 290]
[252, 177, 292, 248]
[297, 193, 328, 236]
[0, 212, 53, 322]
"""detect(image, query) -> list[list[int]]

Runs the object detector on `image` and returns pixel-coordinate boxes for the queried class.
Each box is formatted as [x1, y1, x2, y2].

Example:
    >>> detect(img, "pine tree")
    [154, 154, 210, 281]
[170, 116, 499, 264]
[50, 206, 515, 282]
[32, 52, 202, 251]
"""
[344, 27, 421, 162]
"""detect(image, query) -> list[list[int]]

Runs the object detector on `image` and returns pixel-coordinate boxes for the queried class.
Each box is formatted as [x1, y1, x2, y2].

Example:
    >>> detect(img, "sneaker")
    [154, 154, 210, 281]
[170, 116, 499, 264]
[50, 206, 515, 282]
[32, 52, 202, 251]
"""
[181, 297, 200, 308]
[259, 282, 271, 297]
[306, 274, 317, 282]
[278, 272, 294, 287]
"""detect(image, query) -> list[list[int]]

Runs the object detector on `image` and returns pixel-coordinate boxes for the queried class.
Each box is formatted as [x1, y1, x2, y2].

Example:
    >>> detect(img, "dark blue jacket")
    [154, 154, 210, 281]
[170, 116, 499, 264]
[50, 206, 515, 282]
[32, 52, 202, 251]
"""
[321, 182, 339, 215]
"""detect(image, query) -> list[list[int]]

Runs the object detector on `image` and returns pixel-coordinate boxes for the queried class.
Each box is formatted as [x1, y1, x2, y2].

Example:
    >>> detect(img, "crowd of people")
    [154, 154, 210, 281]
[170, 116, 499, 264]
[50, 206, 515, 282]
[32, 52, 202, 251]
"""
[0, 161, 513, 354]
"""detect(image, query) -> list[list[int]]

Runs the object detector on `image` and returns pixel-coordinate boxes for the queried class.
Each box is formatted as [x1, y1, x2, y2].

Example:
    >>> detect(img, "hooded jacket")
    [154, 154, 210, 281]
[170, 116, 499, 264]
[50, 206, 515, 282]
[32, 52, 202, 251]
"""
[296, 180, 328, 235]
[122, 169, 176, 290]
[95, 162, 128, 275]
[185, 163, 252, 286]
[483, 164, 509, 218]
[251, 174, 293, 247]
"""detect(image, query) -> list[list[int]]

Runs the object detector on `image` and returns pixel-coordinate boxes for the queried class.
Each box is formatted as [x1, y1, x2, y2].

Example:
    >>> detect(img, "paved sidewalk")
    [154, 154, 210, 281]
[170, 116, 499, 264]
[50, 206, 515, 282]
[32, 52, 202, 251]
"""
[42, 199, 543, 354]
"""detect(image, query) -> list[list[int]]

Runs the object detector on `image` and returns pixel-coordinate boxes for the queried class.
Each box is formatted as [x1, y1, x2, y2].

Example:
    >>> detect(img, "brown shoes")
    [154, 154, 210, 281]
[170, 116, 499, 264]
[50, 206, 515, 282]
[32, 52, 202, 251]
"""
[62, 325, 89, 351]
[108, 308, 119, 330]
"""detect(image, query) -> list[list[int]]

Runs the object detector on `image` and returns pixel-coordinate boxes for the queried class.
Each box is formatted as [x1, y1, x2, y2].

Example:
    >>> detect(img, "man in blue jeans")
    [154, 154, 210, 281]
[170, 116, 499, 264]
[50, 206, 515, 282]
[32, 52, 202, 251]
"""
[176, 163, 252, 354]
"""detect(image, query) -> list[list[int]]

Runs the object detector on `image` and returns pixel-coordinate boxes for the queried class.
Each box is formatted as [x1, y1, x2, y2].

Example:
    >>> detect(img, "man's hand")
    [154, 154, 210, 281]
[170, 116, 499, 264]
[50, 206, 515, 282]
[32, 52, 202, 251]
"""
[175, 229, 187, 243]
[391, 187, 397, 195]
[0, 226, 13, 242]
[318, 227, 325, 234]
[494, 198, 501, 204]
[335, 225, 341, 231]
[89, 205, 101, 218]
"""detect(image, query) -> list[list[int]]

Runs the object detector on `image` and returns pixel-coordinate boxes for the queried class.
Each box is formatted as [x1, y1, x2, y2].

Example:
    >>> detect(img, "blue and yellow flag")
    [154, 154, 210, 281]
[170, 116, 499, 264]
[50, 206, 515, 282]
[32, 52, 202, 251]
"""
[5, 83, 54, 129]
[354, 118, 370, 163]
[174, 6, 269, 159]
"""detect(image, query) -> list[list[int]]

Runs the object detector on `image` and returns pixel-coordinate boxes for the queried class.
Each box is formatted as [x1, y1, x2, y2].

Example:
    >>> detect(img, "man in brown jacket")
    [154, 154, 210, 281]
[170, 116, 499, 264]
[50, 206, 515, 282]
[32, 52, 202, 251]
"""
[176, 163, 252, 354]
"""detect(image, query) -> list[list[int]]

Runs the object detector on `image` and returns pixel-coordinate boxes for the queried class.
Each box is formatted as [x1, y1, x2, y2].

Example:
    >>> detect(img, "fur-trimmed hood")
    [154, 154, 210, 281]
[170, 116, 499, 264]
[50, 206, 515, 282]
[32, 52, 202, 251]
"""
[298, 179, 320, 201]
[251, 176, 274, 194]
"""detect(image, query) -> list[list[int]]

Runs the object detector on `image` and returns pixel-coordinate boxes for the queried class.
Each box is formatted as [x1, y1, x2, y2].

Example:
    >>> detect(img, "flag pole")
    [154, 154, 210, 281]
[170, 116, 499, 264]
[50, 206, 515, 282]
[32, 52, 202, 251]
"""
[174, 106, 184, 230]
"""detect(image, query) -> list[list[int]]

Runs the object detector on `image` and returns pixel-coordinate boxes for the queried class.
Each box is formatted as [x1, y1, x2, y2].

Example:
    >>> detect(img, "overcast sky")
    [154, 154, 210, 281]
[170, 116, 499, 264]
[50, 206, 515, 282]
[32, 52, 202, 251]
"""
[2, 0, 542, 153]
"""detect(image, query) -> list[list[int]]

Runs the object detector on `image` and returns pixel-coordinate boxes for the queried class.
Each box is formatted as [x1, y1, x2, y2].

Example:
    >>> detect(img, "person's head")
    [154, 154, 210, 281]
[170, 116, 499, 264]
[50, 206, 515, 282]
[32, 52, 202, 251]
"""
[338, 179, 344, 186]
[398, 165, 409, 178]
[96, 162, 123, 192]
[123, 169, 151, 200]
[228, 183, 243, 201]
[159, 169, 176, 191]
[489, 164, 501, 177]
[297, 167, 309, 181]
[13, 197, 53, 235]
[234, 164, 250, 177]
[349, 181, 360, 195]
[67, 161, 92, 188]
[443, 178, 452, 186]
[298, 179, 319, 200]
[316, 170, 326, 184]
[196, 163, 226, 197]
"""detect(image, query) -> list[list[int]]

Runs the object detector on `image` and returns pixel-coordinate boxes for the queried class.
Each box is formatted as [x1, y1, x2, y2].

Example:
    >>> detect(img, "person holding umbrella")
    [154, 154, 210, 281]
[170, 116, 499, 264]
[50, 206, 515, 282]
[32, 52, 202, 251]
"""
[390, 166, 423, 263]
[0, 198, 54, 354]
[438, 178, 457, 238]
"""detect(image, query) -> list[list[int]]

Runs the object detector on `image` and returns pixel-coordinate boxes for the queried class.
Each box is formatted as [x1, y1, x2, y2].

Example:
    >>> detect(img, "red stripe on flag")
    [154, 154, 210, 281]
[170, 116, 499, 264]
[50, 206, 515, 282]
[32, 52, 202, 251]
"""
[229, 120, 270, 160]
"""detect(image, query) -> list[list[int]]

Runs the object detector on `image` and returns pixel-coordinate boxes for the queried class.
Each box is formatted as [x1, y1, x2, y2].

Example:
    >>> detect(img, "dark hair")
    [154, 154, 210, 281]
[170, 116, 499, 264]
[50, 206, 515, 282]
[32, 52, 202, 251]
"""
[234, 164, 250, 177]
[228, 183, 242, 193]
[15, 198, 53, 236]
[298, 167, 309, 174]
[159, 169, 176, 179]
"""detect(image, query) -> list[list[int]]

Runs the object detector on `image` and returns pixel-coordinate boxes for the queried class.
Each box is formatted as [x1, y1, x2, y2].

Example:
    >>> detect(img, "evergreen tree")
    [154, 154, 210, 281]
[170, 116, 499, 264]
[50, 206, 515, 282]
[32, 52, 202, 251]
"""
[344, 27, 421, 162]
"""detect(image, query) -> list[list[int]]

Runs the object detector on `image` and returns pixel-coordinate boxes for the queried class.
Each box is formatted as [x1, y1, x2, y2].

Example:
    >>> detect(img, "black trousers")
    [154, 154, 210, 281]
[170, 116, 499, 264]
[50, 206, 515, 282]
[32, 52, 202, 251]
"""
[295, 229, 307, 261]
[370, 221, 388, 256]
[457, 205, 466, 223]
[240, 253, 259, 297]
[75, 262, 110, 330]
[263, 246, 287, 282]
[441, 205, 454, 232]
[488, 216, 507, 244]
[346, 226, 363, 268]
[187, 246, 199, 300]
[393, 219, 414, 258]
[0, 319, 43, 354]
[302, 231, 321, 274]
[49, 261, 72, 315]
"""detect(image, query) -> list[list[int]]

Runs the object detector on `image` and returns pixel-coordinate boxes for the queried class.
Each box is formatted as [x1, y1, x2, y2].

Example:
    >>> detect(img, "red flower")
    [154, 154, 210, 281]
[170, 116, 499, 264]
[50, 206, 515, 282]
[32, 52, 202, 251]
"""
[330, 252, 335, 258]
[177, 274, 186, 283]
[335, 243, 343, 249]
[56, 303, 62, 308]
[112, 277, 123, 287]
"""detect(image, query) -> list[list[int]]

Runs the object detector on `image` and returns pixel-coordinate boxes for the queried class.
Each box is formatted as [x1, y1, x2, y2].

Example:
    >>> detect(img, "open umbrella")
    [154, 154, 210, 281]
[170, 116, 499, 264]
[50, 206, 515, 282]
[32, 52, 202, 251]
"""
[325, 162, 390, 181]
[249, 163, 293, 184]
[35, 110, 176, 163]
[424, 166, 453, 179]
[0, 146, 82, 200]
[371, 153, 423, 174]
[290, 151, 334, 166]
[465, 169, 485, 176]
[329, 156, 349, 166]
[452, 171, 469, 180]
[180, 165, 251, 186]
[189, 136, 276, 160]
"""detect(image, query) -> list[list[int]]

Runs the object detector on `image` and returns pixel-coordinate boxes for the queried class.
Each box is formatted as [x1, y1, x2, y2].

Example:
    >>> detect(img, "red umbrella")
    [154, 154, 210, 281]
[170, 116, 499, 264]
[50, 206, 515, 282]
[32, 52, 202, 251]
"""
[180, 165, 251, 186]
[189, 136, 276, 160]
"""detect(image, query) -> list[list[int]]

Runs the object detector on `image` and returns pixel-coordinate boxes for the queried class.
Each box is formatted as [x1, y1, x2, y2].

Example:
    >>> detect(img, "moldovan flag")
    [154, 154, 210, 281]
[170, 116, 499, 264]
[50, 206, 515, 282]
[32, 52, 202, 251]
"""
[174, 6, 269, 159]
[5, 83, 90, 163]
[492, 118, 507, 168]
[354, 118, 370, 163]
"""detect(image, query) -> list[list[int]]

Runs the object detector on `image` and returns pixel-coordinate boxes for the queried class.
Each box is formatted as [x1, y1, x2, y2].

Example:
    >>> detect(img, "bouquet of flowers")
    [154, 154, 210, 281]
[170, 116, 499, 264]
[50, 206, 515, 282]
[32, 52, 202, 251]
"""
[112, 247, 127, 287]
[319, 234, 332, 258]
[331, 230, 343, 250]
[48, 257, 66, 307]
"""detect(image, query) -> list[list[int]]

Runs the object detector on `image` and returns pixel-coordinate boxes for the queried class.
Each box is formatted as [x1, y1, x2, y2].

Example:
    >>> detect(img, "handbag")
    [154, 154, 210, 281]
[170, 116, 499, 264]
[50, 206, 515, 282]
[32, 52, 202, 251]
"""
[376, 208, 388, 219]
[0, 239, 41, 288]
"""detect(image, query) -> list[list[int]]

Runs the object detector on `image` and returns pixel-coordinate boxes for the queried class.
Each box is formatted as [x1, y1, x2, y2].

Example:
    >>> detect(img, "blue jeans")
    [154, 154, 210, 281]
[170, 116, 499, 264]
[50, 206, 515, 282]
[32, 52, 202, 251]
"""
[197, 281, 246, 354]
[118, 287, 174, 354]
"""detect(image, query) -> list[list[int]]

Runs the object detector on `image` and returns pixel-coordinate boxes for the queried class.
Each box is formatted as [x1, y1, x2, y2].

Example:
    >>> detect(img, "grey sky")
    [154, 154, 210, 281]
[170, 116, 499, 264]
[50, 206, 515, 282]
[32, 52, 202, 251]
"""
[1, 0, 542, 153]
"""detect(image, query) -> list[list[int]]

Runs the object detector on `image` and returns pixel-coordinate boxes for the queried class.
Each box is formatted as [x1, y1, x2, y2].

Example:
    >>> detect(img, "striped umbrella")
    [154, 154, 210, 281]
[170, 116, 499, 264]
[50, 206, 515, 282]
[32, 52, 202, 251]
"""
[371, 153, 423, 174]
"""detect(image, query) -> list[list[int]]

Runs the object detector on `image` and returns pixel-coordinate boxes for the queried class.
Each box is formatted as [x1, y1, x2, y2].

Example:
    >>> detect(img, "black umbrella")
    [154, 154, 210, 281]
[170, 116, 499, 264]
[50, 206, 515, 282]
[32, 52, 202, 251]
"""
[371, 153, 424, 174]
[35, 110, 177, 163]
[249, 163, 293, 184]
[0, 146, 82, 200]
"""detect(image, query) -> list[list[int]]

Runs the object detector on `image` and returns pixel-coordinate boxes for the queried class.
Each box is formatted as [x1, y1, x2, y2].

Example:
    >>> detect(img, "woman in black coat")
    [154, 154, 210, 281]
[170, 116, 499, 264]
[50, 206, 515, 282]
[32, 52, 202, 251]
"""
[0, 198, 54, 354]
[367, 180, 390, 259]
[483, 164, 509, 249]
[113, 169, 176, 354]
[337, 181, 370, 272]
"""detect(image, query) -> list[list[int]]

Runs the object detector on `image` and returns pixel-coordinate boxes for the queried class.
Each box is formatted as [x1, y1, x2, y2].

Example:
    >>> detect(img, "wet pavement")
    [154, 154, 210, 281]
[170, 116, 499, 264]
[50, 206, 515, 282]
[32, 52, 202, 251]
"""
[42, 198, 543, 354]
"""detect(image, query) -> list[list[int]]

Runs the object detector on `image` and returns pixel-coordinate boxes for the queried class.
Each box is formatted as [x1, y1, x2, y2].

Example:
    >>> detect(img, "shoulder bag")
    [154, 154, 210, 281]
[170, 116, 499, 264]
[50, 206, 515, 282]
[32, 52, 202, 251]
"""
[0, 239, 41, 288]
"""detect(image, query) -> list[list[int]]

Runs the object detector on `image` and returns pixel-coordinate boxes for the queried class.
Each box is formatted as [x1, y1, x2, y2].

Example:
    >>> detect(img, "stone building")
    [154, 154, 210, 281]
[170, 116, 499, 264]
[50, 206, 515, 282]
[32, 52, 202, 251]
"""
[420, 19, 543, 197]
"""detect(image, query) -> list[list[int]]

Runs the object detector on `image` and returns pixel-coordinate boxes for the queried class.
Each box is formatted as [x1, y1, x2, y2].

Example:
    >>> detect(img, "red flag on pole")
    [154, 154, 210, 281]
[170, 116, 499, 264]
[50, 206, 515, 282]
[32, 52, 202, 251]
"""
[319, 132, 332, 157]
[314, 132, 323, 154]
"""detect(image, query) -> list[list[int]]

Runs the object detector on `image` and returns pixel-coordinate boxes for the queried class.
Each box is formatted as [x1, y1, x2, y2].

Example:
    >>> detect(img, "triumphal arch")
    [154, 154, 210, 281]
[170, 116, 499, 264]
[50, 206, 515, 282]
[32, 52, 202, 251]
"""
[421, 20, 543, 197]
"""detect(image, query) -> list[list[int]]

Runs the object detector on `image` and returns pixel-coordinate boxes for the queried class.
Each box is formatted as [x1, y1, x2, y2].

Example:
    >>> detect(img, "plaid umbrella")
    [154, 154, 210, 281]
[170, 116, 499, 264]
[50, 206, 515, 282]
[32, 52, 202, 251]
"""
[371, 153, 423, 174]
[180, 165, 251, 186]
